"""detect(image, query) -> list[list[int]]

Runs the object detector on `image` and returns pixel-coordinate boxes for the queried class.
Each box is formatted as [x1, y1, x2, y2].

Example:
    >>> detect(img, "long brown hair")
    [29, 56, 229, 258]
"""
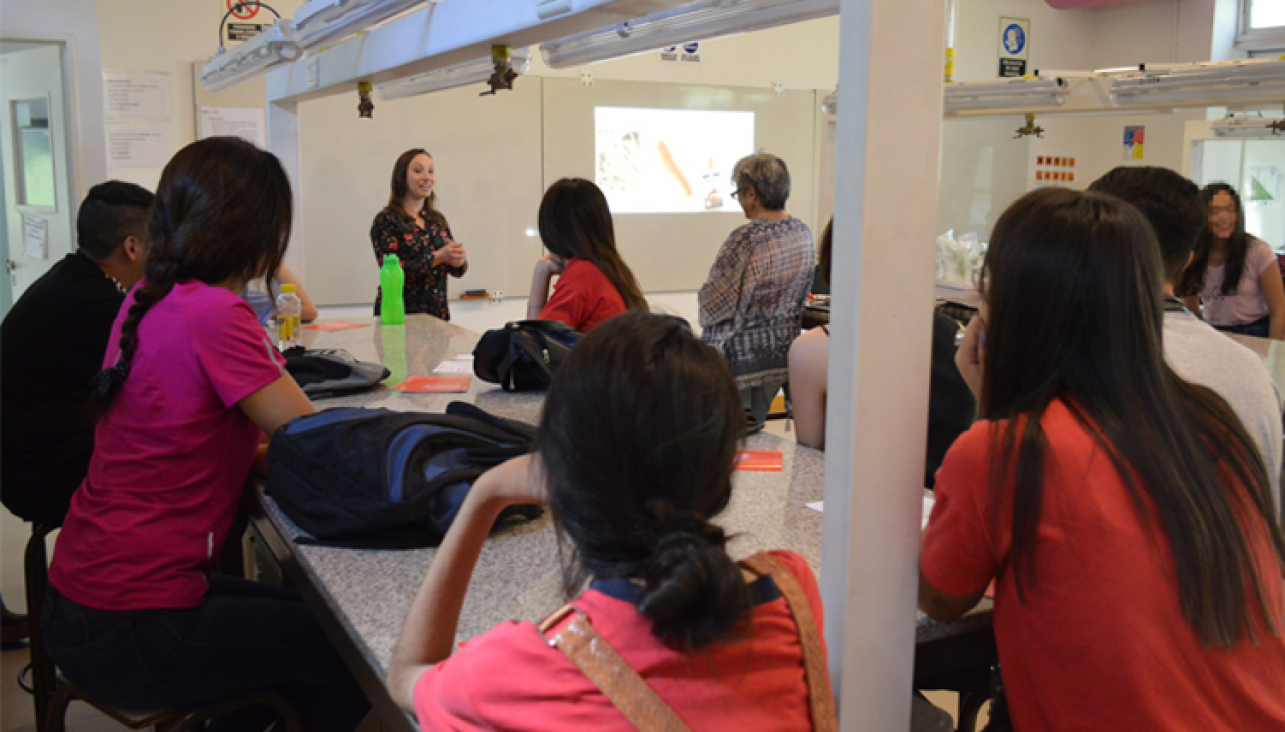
[86, 136, 293, 418]
[1176, 183, 1250, 298]
[538, 178, 648, 312]
[980, 187, 1283, 649]
[385, 148, 445, 226]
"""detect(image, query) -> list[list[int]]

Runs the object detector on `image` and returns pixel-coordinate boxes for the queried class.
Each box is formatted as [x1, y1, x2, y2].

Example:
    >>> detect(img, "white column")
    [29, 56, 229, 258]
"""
[821, 0, 945, 729]
[266, 100, 306, 278]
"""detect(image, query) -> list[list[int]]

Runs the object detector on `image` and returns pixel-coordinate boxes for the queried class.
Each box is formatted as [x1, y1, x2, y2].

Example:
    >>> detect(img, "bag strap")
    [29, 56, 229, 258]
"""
[543, 606, 694, 732]
[740, 552, 838, 732]
[543, 552, 837, 732]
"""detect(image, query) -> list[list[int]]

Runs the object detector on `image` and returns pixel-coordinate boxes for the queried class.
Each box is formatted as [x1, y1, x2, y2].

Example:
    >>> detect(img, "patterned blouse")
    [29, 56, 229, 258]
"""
[699, 217, 814, 389]
[370, 207, 468, 320]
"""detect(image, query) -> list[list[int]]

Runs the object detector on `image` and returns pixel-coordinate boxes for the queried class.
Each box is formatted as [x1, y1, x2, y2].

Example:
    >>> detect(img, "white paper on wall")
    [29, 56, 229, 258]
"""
[105, 122, 172, 168]
[103, 71, 170, 121]
[199, 107, 266, 149]
[22, 214, 48, 259]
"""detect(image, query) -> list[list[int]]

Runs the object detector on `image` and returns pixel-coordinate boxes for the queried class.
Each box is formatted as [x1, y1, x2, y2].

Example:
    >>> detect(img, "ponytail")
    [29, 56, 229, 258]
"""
[83, 281, 174, 422]
[635, 500, 751, 649]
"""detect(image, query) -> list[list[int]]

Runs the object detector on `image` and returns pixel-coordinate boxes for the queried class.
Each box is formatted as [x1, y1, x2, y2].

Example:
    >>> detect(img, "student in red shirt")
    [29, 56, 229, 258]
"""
[388, 312, 830, 730]
[43, 137, 369, 730]
[919, 188, 1285, 731]
[526, 178, 648, 332]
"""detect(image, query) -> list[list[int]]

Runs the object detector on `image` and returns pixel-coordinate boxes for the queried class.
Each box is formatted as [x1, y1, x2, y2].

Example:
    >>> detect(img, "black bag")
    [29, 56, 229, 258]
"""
[267, 401, 543, 549]
[283, 347, 390, 399]
[472, 320, 584, 392]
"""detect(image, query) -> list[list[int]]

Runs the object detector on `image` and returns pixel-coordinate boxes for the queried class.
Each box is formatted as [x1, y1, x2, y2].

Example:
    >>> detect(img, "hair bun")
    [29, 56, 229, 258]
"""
[636, 529, 751, 649]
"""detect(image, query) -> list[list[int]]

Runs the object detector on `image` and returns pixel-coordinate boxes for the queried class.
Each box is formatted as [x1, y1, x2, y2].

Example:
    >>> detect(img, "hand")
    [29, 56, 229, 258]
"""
[472, 453, 549, 507]
[537, 253, 565, 275]
[955, 315, 985, 399]
[444, 239, 467, 268]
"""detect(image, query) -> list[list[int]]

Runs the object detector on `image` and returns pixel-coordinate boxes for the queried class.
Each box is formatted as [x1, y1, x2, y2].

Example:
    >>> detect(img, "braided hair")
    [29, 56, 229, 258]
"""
[86, 137, 293, 420]
[540, 311, 750, 649]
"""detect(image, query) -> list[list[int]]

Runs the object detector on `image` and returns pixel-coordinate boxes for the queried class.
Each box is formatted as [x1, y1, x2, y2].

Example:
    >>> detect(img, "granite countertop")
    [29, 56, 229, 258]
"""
[1226, 332, 1285, 395]
[264, 315, 992, 679]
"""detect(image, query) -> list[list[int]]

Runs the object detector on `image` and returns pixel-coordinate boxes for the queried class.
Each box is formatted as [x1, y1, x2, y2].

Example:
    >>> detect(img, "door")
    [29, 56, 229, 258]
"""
[0, 41, 74, 316]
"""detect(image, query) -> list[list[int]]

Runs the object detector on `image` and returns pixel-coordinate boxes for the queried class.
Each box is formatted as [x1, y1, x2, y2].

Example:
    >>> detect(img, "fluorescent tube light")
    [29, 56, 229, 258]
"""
[1211, 115, 1285, 138]
[540, 0, 839, 70]
[292, 0, 430, 50]
[375, 49, 532, 100]
[1110, 58, 1285, 104]
[943, 76, 1070, 112]
[201, 23, 301, 92]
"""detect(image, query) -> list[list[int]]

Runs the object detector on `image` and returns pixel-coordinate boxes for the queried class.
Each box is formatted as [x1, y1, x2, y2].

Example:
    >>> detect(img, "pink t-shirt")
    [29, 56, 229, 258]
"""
[538, 257, 628, 333]
[414, 550, 823, 731]
[1199, 237, 1279, 326]
[49, 281, 286, 611]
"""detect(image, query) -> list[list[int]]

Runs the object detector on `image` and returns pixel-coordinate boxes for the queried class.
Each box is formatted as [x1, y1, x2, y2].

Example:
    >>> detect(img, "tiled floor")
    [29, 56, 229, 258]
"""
[1, 294, 970, 730]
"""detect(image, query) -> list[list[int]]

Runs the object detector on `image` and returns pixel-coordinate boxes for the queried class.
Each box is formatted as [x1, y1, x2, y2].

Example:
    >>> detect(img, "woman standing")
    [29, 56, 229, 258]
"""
[371, 149, 468, 320]
[526, 178, 648, 332]
[920, 188, 1285, 731]
[1176, 183, 1285, 339]
[43, 137, 369, 730]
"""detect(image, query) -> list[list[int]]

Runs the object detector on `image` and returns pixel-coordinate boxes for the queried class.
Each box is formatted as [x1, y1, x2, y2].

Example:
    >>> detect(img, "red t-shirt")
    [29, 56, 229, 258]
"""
[414, 550, 823, 731]
[922, 400, 1285, 732]
[537, 257, 627, 333]
[49, 281, 286, 611]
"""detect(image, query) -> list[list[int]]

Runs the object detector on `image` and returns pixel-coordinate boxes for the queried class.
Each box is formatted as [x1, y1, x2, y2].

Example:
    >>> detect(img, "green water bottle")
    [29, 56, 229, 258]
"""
[379, 254, 405, 325]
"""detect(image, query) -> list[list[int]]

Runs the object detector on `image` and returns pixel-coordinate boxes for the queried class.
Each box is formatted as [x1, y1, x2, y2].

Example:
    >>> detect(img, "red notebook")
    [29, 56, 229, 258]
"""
[735, 450, 784, 472]
[302, 321, 368, 332]
[391, 376, 471, 393]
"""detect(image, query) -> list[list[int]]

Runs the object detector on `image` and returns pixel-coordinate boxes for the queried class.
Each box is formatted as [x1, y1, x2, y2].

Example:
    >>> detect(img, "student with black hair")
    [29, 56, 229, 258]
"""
[526, 178, 648, 331]
[388, 311, 830, 730]
[43, 138, 369, 730]
[2, 180, 153, 527]
[1176, 182, 1285, 340]
[920, 188, 1285, 730]
[1090, 166, 1282, 514]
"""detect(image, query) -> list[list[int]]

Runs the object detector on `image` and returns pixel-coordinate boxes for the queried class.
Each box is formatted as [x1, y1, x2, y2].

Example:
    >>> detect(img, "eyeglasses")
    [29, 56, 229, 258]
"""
[731, 188, 748, 201]
[1209, 204, 1236, 215]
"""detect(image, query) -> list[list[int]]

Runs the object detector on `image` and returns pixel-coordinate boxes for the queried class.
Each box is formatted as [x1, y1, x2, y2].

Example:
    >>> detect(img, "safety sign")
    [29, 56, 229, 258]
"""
[999, 17, 1030, 78]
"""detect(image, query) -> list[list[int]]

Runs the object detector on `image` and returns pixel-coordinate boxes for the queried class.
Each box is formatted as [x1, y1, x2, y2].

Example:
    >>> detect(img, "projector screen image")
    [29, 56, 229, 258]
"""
[595, 107, 755, 214]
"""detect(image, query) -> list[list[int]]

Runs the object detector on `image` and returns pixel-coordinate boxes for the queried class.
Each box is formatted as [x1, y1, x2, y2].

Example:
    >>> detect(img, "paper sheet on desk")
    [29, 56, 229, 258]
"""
[806, 495, 936, 530]
[433, 355, 474, 374]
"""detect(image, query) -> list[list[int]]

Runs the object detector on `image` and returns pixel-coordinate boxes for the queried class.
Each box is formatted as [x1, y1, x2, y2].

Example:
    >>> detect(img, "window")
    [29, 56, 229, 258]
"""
[1247, 0, 1285, 31]
[11, 97, 56, 208]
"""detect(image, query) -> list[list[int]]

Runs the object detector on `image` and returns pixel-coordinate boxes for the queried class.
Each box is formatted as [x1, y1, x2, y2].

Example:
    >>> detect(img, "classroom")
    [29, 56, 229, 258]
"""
[3, 1, 1284, 730]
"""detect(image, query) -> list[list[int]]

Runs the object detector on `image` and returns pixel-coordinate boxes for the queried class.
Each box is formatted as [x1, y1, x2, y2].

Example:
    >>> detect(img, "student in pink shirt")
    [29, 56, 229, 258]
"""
[388, 312, 832, 731]
[43, 137, 369, 730]
[526, 178, 648, 332]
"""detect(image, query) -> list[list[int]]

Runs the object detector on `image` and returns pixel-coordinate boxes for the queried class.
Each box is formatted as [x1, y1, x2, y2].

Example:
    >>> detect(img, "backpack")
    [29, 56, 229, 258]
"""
[266, 401, 543, 549]
[473, 320, 584, 392]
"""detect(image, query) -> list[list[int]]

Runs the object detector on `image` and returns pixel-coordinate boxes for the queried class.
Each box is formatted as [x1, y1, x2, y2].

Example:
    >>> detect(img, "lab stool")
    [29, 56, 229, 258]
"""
[23, 522, 303, 732]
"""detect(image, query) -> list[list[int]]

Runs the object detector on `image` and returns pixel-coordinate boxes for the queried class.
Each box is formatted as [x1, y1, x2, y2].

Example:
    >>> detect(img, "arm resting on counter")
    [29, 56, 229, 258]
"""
[918, 568, 985, 623]
[387, 454, 549, 714]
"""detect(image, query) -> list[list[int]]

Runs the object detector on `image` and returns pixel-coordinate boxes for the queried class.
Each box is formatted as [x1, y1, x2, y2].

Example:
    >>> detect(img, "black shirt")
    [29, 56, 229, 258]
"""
[2, 252, 125, 525]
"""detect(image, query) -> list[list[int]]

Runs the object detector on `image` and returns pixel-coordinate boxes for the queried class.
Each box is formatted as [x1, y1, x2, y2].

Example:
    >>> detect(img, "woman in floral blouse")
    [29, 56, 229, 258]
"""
[371, 149, 468, 320]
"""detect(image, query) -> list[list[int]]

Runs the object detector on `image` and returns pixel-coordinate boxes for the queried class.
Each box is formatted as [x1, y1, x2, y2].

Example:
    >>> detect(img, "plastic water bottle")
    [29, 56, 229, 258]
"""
[380, 254, 405, 325]
[276, 284, 302, 349]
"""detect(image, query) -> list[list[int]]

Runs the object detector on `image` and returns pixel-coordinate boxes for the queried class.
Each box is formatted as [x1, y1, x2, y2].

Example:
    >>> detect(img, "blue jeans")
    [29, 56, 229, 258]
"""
[1213, 315, 1271, 339]
[43, 574, 369, 731]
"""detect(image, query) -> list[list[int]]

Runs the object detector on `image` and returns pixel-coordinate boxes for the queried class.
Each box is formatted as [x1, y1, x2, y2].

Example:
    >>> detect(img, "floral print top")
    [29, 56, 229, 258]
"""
[370, 207, 468, 320]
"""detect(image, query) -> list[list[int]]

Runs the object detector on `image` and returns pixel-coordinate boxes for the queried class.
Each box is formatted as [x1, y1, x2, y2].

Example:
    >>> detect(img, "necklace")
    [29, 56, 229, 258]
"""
[103, 270, 127, 295]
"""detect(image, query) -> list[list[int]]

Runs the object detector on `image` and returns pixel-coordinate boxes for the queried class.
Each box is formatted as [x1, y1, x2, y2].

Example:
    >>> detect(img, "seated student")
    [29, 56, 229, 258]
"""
[241, 263, 320, 326]
[789, 219, 975, 487]
[388, 312, 831, 730]
[2, 180, 152, 528]
[699, 153, 814, 432]
[920, 188, 1285, 731]
[1089, 166, 1282, 515]
[43, 137, 369, 730]
[526, 178, 648, 331]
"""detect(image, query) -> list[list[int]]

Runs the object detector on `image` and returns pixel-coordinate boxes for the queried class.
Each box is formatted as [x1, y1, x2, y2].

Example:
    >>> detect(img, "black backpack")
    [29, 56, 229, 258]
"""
[472, 320, 584, 392]
[267, 401, 543, 549]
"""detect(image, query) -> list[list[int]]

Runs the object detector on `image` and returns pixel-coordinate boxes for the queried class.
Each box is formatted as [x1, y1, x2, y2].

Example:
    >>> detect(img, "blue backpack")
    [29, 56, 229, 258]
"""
[266, 401, 543, 549]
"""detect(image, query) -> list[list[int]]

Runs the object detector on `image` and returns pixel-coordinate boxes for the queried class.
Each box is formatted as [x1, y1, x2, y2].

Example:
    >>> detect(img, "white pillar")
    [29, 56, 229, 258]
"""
[266, 99, 306, 279]
[821, 1, 945, 729]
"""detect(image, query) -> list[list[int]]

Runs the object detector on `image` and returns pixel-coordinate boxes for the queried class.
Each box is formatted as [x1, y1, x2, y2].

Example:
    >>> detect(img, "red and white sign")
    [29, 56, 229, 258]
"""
[226, 0, 261, 20]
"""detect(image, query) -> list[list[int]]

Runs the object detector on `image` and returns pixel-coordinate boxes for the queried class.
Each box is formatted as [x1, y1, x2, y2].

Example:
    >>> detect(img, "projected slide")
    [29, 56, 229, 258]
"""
[596, 107, 755, 214]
